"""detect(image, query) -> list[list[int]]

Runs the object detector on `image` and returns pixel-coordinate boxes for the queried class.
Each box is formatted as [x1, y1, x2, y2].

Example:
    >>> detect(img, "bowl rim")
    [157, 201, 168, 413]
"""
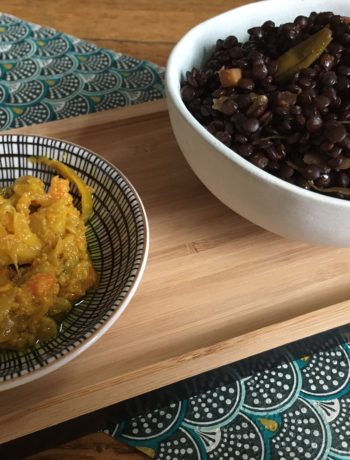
[0, 134, 149, 391]
[165, 0, 350, 209]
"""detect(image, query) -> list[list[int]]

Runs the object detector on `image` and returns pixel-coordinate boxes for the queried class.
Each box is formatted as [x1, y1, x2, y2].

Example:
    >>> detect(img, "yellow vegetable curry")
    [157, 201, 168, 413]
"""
[0, 166, 97, 350]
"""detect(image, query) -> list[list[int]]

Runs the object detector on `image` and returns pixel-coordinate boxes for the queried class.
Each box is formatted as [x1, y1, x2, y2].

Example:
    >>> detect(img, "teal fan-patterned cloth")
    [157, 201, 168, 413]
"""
[108, 341, 350, 459]
[0, 13, 164, 130]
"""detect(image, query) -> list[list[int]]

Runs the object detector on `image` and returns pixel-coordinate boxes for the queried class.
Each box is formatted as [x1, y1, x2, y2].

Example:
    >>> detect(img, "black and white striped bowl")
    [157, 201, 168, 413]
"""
[0, 135, 149, 391]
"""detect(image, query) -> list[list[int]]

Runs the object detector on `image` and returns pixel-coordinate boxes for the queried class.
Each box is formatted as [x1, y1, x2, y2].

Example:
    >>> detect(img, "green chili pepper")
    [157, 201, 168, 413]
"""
[275, 26, 333, 83]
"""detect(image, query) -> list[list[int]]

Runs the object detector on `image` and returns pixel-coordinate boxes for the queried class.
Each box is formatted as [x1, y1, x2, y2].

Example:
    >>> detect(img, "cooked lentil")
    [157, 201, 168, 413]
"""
[181, 11, 350, 199]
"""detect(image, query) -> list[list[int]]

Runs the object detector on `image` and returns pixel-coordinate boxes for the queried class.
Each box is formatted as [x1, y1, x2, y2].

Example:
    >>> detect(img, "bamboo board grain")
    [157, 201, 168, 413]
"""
[2, 99, 350, 443]
[1, 0, 256, 66]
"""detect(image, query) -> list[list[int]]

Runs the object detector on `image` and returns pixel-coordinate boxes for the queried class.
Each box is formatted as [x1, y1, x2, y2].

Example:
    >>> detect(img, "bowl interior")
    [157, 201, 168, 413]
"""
[0, 135, 147, 385]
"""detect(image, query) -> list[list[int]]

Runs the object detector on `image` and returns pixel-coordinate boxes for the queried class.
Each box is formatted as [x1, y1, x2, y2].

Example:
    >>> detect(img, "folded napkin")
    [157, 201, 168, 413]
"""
[0, 13, 164, 130]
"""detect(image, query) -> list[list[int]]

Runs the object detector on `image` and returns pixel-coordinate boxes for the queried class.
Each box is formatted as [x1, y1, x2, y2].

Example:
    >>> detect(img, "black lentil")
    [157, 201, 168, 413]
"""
[315, 173, 331, 187]
[328, 155, 344, 168]
[296, 176, 312, 189]
[278, 164, 294, 179]
[241, 118, 260, 135]
[251, 153, 269, 169]
[341, 136, 350, 149]
[181, 11, 350, 199]
[321, 71, 338, 86]
[303, 165, 321, 180]
[219, 98, 238, 115]
[327, 145, 343, 158]
[238, 78, 255, 91]
[236, 143, 253, 157]
[319, 53, 335, 70]
[325, 121, 347, 143]
[215, 131, 232, 146]
[306, 114, 323, 132]
[337, 171, 350, 187]
[235, 133, 249, 144]
[315, 95, 331, 111]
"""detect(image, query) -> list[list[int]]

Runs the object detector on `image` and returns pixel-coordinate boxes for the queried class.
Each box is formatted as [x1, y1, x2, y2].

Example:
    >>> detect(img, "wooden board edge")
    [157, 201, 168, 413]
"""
[48, 297, 342, 417]
[3, 99, 168, 136]
[2, 297, 347, 445]
[95, 297, 350, 391]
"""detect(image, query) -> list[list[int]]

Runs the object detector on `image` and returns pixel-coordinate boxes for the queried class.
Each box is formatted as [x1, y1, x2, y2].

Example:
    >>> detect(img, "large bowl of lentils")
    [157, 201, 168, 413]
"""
[166, 0, 350, 246]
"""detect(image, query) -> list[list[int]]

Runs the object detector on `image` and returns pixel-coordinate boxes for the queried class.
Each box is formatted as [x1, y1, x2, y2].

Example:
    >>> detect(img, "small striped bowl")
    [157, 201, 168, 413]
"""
[0, 135, 149, 391]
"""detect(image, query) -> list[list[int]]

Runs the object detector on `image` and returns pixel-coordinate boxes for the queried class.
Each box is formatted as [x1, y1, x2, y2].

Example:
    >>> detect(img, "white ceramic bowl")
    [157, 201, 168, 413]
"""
[166, 0, 350, 247]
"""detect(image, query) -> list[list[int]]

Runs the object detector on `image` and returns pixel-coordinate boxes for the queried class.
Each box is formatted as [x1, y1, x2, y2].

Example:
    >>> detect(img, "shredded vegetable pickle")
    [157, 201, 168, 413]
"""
[31, 157, 93, 222]
[0, 161, 97, 350]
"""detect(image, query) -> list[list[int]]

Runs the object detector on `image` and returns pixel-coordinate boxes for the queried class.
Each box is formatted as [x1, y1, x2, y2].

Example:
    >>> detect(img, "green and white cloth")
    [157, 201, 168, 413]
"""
[108, 342, 350, 459]
[0, 13, 164, 130]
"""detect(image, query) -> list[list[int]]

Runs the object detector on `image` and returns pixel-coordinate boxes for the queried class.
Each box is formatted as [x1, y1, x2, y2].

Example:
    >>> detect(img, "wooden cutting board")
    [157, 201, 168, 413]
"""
[1, 99, 350, 443]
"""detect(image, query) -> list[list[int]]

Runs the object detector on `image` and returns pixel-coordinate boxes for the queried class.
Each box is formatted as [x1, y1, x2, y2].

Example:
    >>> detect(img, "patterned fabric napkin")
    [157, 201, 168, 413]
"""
[107, 341, 350, 459]
[0, 13, 164, 130]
